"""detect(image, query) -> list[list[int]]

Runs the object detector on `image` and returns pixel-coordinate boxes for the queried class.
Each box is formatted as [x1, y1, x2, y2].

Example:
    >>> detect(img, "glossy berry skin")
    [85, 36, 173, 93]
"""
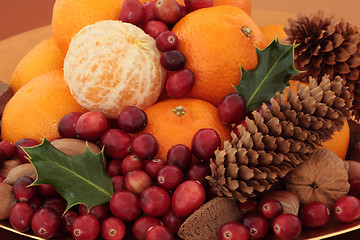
[185, 0, 213, 12]
[132, 133, 158, 160]
[241, 211, 268, 240]
[146, 225, 174, 240]
[61, 210, 79, 233]
[71, 214, 100, 240]
[217, 93, 247, 125]
[78, 204, 110, 223]
[185, 163, 211, 186]
[334, 195, 360, 223]
[145, 159, 166, 179]
[171, 180, 205, 218]
[140, 186, 171, 217]
[28, 196, 43, 211]
[111, 175, 126, 192]
[119, 0, 144, 26]
[106, 159, 123, 177]
[38, 184, 58, 198]
[161, 210, 184, 234]
[219, 221, 249, 240]
[43, 197, 67, 215]
[299, 201, 329, 228]
[261, 199, 283, 219]
[160, 50, 186, 71]
[238, 198, 258, 215]
[157, 165, 184, 190]
[75, 111, 109, 141]
[58, 112, 82, 138]
[100, 129, 132, 159]
[155, 0, 182, 25]
[167, 144, 192, 171]
[121, 154, 144, 176]
[14, 138, 40, 163]
[101, 217, 126, 240]
[132, 216, 162, 240]
[13, 176, 37, 202]
[110, 190, 142, 222]
[9, 202, 34, 232]
[143, 0, 157, 22]
[117, 106, 148, 133]
[156, 31, 179, 52]
[273, 214, 302, 240]
[143, 20, 169, 39]
[191, 128, 221, 162]
[165, 69, 195, 98]
[125, 170, 152, 195]
[348, 178, 360, 198]
[31, 207, 61, 239]
[0, 140, 15, 159]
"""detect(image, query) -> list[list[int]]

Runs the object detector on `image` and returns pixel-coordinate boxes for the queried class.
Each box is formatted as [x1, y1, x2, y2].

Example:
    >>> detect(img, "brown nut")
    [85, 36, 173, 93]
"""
[51, 138, 101, 156]
[0, 182, 16, 220]
[4, 163, 36, 185]
[0, 159, 22, 178]
[260, 190, 300, 216]
[346, 160, 360, 181]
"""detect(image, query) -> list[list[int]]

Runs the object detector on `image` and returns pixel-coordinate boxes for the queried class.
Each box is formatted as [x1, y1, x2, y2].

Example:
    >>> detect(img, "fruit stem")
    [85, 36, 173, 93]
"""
[172, 106, 186, 116]
[241, 27, 252, 38]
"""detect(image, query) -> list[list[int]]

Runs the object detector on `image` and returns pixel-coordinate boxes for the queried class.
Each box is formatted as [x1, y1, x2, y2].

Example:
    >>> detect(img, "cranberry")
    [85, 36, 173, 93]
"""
[145, 158, 166, 179]
[185, 163, 211, 185]
[101, 217, 126, 240]
[217, 93, 247, 125]
[28, 195, 43, 211]
[71, 214, 100, 240]
[119, 0, 144, 26]
[238, 198, 258, 215]
[160, 50, 186, 71]
[299, 201, 329, 228]
[9, 202, 34, 232]
[349, 178, 360, 198]
[75, 111, 109, 141]
[125, 170, 152, 195]
[43, 197, 67, 215]
[185, 0, 213, 12]
[273, 214, 302, 240]
[171, 180, 205, 218]
[132, 133, 158, 160]
[260, 199, 283, 219]
[241, 211, 268, 240]
[31, 207, 61, 239]
[38, 184, 58, 198]
[146, 225, 174, 240]
[143, 20, 169, 39]
[111, 175, 126, 192]
[191, 128, 221, 162]
[161, 210, 184, 234]
[13, 176, 37, 202]
[334, 195, 360, 223]
[110, 190, 142, 222]
[0, 140, 14, 159]
[180, 5, 189, 17]
[219, 221, 249, 240]
[156, 31, 179, 52]
[107, 159, 123, 177]
[61, 210, 79, 233]
[143, 0, 157, 22]
[167, 144, 192, 171]
[166, 69, 195, 98]
[121, 154, 144, 176]
[155, 0, 182, 25]
[140, 186, 171, 217]
[117, 106, 148, 133]
[58, 112, 83, 138]
[132, 216, 162, 240]
[157, 165, 184, 190]
[78, 204, 110, 223]
[100, 129, 132, 159]
[14, 138, 40, 163]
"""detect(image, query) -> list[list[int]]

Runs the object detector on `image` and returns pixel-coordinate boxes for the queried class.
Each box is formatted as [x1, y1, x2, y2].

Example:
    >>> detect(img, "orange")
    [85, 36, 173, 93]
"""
[10, 38, 65, 93]
[142, 98, 231, 160]
[1, 70, 87, 144]
[172, 5, 266, 106]
[64, 20, 166, 118]
[214, 0, 251, 15]
[259, 25, 287, 48]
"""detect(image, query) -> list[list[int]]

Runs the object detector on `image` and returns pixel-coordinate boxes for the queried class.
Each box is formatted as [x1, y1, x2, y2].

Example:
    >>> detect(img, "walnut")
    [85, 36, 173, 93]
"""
[285, 149, 349, 209]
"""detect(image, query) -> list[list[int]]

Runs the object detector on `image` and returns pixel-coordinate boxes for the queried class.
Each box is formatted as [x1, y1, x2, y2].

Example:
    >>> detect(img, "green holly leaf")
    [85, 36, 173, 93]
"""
[23, 138, 114, 212]
[234, 39, 300, 112]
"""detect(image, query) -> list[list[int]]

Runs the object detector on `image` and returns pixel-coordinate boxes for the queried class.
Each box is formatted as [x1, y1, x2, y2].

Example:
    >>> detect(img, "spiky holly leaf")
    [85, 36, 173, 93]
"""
[23, 138, 113, 212]
[234, 39, 300, 112]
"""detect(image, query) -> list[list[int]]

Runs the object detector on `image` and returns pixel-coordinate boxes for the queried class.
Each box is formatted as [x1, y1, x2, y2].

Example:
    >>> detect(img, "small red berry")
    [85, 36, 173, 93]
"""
[110, 190, 142, 222]
[260, 199, 283, 219]
[145, 158, 166, 179]
[219, 221, 249, 240]
[31, 207, 61, 239]
[117, 106, 148, 133]
[119, 0, 144, 26]
[58, 112, 82, 138]
[185, 0, 213, 12]
[165, 69, 195, 98]
[273, 214, 302, 240]
[71, 214, 100, 240]
[0, 140, 15, 159]
[333, 195, 360, 223]
[100, 129, 132, 159]
[157, 165, 184, 190]
[146, 225, 174, 240]
[143, 1, 157, 22]
[125, 170, 152, 195]
[217, 93, 247, 125]
[241, 211, 268, 240]
[101, 217, 126, 240]
[132, 215, 162, 240]
[191, 128, 221, 162]
[156, 31, 179, 52]
[9, 202, 34, 232]
[160, 50, 186, 71]
[75, 111, 109, 141]
[140, 186, 171, 217]
[299, 201, 329, 228]
[121, 154, 144, 176]
[167, 144, 192, 171]
[132, 133, 158, 160]
[143, 20, 169, 39]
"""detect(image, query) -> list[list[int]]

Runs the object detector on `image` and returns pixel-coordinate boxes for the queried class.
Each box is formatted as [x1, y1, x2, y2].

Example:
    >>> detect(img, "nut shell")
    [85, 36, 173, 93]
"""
[50, 138, 101, 156]
[260, 190, 300, 216]
[0, 182, 16, 220]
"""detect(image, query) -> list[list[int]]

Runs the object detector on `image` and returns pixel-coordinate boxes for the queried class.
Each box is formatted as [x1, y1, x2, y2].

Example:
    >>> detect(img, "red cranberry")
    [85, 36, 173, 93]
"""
[156, 31, 179, 52]
[155, 0, 182, 25]
[101, 217, 126, 240]
[160, 50, 186, 71]
[165, 69, 195, 98]
[107, 159, 123, 177]
[117, 106, 148, 133]
[100, 129, 132, 159]
[299, 201, 329, 228]
[61, 210, 79, 233]
[180, 5, 189, 17]
[140, 186, 171, 217]
[145, 159, 166, 179]
[38, 184, 58, 198]
[260, 199, 283, 219]
[185, 0, 213, 12]
[191, 128, 221, 162]
[238, 198, 258, 215]
[132, 216, 162, 240]
[143, 0, 157, 22]
[0, 140, 14, 159]
[9, 202, 34, 232]
[43, 197, 67, 215]
[58, 112, 82, 138]
[132, 133, 158, 160]
[167, 144, 192, 171]
[119, 0, 144, 26]
[334, 195, 360, 223]
[273, 214, 302, 240]
[219, 221, 249, 240]
[121, 154, 144, 176]
[217, 93, 247, 125]
[75, 111, 109, 141]
[14, 138, 40, 163]
[110, 190, 142, 222]
[146, 225, 174, 240]
[71, 214, 100, 240]
[28, 195, 43, 211]
[157, 165, 184, 190]
[241, 211, 268, 240]
[161, 210, 184, 234]
[31, 207, 61, 239]
[171, 180, 205, 218]
[111, 175, 126, 192]
[78, 204, 110, 223]
[143, 20, 169, 39]
[185, 163, 211, 185]
[125, 170, 152, 195]
[13, 176, 37, 202]
[349, 178, 360, 198]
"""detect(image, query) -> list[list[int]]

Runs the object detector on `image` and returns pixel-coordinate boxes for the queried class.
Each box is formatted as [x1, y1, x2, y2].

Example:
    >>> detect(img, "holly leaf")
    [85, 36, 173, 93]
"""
[234, 38, 300, 112]
[22, 138, 114, 212]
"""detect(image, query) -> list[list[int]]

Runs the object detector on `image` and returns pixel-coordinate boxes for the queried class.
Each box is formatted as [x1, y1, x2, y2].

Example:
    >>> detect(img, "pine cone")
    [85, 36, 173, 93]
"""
[207, 76, 352, 202]
[283, 11, 360, 119]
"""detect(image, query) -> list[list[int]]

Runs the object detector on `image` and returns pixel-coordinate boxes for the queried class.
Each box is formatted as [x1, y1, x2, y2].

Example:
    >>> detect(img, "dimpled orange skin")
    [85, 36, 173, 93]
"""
[214, 0, 251, 15]
[259, 24, 287, 48]
[172, 5, 266, 106]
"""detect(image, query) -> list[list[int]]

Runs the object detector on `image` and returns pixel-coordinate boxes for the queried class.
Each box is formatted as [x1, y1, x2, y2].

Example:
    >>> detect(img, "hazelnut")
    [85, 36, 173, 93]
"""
[0, 159, 22, 178]
[51, 138, 101, 156]
[0, 182, 16, 220]
[4, 163, 36, 185]
[346, 160, 360, 181]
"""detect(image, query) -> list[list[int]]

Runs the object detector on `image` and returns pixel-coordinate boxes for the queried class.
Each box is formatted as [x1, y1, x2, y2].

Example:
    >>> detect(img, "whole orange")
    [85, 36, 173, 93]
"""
[214, 0, 251, 15]
[142, 98, 231, 160]
[1, 70, 87, 144]
[172, 5, 265, 106]
[259, 25, 287, 48]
